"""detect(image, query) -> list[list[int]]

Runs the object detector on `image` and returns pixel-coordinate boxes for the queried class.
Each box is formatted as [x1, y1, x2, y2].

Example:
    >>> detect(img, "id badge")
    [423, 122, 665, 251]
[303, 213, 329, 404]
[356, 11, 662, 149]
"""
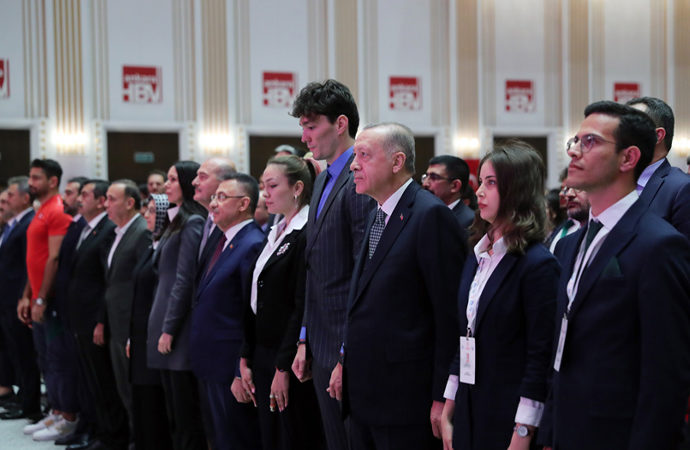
[553, 315, 568, 372]
[459, 336, 476, 385]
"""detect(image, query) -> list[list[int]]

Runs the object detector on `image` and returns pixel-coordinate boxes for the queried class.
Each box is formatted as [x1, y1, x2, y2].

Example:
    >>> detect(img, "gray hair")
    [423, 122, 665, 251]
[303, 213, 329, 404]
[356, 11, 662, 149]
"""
[8, 176, 31, 197]
[363, 122, 416, 175]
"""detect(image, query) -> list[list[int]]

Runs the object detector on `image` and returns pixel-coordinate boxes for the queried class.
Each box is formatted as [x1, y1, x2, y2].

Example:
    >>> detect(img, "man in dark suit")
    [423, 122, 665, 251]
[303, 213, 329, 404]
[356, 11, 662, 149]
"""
[541, 101, 690, 449]
[422, 155, 475, 229]
[331, 123, 465, 449]
[289, 79, 375, 450]
[625, 96, 690, 240]
[0, 177, 40, 419]
[104, 179, 151, 439]
[190, 173, 264, 449]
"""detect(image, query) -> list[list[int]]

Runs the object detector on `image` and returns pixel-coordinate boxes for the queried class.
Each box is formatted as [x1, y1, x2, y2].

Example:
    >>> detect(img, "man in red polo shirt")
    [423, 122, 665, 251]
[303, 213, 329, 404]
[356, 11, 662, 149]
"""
[4, 159, 71, 422]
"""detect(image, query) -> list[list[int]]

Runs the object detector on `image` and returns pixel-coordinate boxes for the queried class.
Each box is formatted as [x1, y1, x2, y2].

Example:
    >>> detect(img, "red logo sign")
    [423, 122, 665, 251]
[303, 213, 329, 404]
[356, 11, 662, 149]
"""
[0, 59, 9, 99]
[613, 82, 640, 103]
[505, 80, 535, 113]
[389, 76, 421, 110]
[122, 66, 162, 104]
[262, 72, 297, 108]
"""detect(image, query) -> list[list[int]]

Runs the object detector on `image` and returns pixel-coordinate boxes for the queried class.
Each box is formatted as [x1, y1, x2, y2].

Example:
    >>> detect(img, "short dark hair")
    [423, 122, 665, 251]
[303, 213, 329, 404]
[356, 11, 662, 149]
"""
[225, 173, 260, 214]
[148, 169, 167, 181]
[85, 179, 110, 199]
[266, 155, 316, 208]
[290, 79, 360, 138]
[428, 155, 470, 190]
[31, 159, 63, 185]
[584, 101, 657, 179]
[112, 179, 141, 210]
[471, 140, 546, 253]
[626, 96, 674, 152]
[68, 176, 89, 190]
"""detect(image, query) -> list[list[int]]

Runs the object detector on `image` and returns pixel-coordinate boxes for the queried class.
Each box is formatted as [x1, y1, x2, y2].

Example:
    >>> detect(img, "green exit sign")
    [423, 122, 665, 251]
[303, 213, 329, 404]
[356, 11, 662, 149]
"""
[133, 152, 154, 164]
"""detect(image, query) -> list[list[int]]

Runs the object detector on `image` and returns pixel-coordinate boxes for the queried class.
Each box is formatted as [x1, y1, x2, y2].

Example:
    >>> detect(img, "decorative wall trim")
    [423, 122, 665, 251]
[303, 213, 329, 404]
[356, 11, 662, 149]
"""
[234, 0, 251, 124]
[674, 0, 690, 150]
[543, 0, 562, 127]
[91, 0, 109, 120]
[430, 0, 450, 127]
[174, 0, 197, 122]
[330, 0, 357, 97]
[479, 0, 495, 128]
[456, 0, 480, 155]
[23, 0, 49, 118]
[650, 0, 667, 98]
[588, 0, 604, 101]
[308, 0, 328, 83]
[568, 0, 588, 135]
[357, 0, 378, 124]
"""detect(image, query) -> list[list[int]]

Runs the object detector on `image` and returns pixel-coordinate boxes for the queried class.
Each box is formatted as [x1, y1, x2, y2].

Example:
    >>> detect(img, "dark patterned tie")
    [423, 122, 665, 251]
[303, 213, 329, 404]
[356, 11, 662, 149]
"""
[205, 233, 227, 277]
[368, 208, 387, 259]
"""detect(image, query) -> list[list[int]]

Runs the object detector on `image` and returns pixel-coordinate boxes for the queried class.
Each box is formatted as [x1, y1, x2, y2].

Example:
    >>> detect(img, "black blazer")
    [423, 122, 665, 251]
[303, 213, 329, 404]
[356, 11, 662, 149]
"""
[52, 217, 86, 327]
[344, 182, 465, 426]
[0, 210, 35, 309]
[241, 224, 307, 371]
[452, 200, 475, 230]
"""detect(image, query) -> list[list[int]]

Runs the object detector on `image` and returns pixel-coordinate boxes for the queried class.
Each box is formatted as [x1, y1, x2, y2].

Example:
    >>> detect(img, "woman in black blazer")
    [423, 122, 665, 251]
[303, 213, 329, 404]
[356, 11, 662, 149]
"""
[440, 141, 560, 450]
[128, 193, 172, 450]
[238, 155, 325, 450]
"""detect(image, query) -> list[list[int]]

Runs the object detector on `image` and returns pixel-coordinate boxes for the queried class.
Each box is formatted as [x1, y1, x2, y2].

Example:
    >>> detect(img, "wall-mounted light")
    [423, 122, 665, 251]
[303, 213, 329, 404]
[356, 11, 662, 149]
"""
[453, 135, 480, 157]
[53, 131, 87, 153]
[200, 132, 233, 154]
[673, 137, 690, 157]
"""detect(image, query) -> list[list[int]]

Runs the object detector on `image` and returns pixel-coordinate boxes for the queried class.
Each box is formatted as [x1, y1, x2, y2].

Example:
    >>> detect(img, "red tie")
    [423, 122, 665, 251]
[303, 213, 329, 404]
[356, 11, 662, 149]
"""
[205, 234, 227, 277]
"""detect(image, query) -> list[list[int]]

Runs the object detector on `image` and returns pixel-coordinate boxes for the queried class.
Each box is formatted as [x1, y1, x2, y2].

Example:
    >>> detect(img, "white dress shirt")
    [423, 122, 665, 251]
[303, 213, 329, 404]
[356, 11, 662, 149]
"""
[108, 213, 140, 267]
[78, 211, 108, 249]
[378, 178, 413, 226]
[636, 158, 664, 194]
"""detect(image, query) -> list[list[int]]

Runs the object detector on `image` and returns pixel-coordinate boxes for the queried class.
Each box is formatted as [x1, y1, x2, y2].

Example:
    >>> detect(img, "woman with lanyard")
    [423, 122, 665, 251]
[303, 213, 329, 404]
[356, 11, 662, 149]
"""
[237, 155, 325, 450]
[440, 141, 560, 450]
[147, 161, 207, 449]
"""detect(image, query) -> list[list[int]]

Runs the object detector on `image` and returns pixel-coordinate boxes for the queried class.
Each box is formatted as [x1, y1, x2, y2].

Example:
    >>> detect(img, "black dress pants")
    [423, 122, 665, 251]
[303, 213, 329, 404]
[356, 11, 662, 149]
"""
[160, 369, 206, 450]
[0, 307, 40, 413]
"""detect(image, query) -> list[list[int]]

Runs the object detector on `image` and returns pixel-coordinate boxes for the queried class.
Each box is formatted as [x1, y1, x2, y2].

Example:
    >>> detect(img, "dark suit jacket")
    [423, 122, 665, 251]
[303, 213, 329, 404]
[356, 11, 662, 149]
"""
[66, 215, 116, 336]
[190, 221, 264, 383]
[543, 199, 690, 450]
[241, 225, 307, 371]
[450, 242, 559, 450]
[105, 215, 151, 344]
[638, 158, 690, 239]
[52, 217, 86, 327]
[452, 200, 475, 229]
[304, 153, 376, 369]
[344, 182, 465, 426]
[0, 210, 35, 309]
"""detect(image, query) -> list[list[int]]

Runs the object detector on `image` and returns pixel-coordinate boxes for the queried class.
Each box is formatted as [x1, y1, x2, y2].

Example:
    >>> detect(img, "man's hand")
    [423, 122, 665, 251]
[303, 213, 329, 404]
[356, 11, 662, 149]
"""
[231, 377, 252, 404]
[17, 297, 31, 326]
[271, 370, 290, 412]
[239, 358, 257, 407]
[430, 400, 445, 439]
[327, 362, 343, 401]
[291, 343, 312, 382]
[440, 399, 455, 450]
[31, 302, 46, 323]
[93, 323, 105, 346]
[157, 332, 173, 354]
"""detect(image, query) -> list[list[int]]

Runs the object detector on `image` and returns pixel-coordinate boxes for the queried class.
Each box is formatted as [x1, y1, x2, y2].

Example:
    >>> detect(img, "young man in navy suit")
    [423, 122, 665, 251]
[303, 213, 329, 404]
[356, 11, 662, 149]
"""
[541, 101, 690, 449]
[626, 96, 690, 240]
[331, 123, 465, 450]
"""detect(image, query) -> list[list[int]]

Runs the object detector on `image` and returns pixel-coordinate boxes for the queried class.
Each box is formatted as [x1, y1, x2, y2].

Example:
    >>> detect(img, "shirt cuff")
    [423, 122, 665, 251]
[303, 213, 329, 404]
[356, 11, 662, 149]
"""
[514, 397, 544, 427]
[299, 326, 307, 342]
[443, 375, 459, 400]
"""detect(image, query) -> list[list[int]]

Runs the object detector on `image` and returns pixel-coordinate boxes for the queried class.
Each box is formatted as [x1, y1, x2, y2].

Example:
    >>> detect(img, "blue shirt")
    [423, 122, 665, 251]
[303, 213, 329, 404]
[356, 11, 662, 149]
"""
[316, 146, 354, 218]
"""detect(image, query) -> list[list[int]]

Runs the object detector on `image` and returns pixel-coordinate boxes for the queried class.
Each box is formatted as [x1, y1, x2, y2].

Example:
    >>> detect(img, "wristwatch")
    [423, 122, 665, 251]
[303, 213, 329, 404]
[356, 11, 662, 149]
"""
[35, 298, 45, 306]
[514, 424, 532, 438]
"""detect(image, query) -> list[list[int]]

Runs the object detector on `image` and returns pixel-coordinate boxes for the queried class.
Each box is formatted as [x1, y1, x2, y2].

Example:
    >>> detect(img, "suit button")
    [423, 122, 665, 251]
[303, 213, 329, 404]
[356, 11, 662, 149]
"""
[258, 281, 264, 288]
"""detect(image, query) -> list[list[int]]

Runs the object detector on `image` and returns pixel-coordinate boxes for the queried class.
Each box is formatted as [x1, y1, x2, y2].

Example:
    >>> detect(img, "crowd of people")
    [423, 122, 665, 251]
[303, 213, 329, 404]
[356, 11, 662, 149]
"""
[0, 79, 689, 450]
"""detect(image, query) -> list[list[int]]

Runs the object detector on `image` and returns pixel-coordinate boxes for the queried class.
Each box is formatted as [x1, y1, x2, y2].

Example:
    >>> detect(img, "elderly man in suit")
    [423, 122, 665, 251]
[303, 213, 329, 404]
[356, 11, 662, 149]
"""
[289, 80, 375, 450]
[0, 177, 40, 420]
[422, 155, 475, 229]
[540, 101, 690, 449]
[331, 123, 465, 450]
[103, 179, 151, 440]
[190, 173, 264, 449]
[625, 96, 690, 240]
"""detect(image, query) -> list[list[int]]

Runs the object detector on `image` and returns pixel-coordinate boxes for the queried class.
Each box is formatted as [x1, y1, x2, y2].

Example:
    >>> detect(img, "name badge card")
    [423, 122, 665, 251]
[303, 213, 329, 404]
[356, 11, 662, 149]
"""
[553, 315, 568, 372]
[460, 336, 476, 385]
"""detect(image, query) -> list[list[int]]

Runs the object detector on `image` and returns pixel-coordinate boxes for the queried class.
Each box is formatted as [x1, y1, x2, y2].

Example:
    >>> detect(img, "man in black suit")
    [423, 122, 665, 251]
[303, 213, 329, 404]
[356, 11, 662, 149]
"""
[0, 177, 40, 419]
[422, 155, 475, 229]
[625, 96, 690, 240]
[289, 79, 375, 450]
[332, 122, 465, 449]
[541, 101, 690, 449]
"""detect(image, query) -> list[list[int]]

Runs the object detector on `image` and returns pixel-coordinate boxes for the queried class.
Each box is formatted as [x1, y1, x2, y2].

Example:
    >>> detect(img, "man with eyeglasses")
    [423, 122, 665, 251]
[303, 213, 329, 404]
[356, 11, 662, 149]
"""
[422, 155, 475, 229]
[546, 186, 589, 253]
[625, 97, 690, 240]
[539, 101, 690, 450]
[190, 173, 263, 450]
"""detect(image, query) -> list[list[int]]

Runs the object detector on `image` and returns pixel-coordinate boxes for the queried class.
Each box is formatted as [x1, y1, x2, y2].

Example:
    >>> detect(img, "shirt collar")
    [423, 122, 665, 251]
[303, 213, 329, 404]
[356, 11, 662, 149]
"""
[447, 199, 461, 210]
[167, 205, 180, 221]
[115, 213, 140, 235]
[327, 146, 354, 179]
[38, 193, 62, 211]
[637, 157, 665, 189]
[85, 211, 108, 231]
[590, 190, 638, 231]
[272, 205, 309, 236]
[11, 207, 34, 225]
[72, 213, 83, 223]
[224, 218, 254, 244]
[380, 178, 413, 218]
[474, 234, 508, 262]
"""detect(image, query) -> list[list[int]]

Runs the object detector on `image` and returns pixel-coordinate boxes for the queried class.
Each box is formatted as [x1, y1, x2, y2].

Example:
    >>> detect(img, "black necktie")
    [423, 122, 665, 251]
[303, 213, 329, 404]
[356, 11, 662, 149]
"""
[368, 209, 387, 259]
[583, 219, 603, 254]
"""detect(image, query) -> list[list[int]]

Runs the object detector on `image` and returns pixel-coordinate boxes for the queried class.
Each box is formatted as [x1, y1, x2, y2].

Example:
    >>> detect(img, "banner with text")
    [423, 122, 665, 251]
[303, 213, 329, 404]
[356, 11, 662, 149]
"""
[505, 80, 535, 113]
[262, 72, 297, 108]
[0, 59, 9, 99]
[389, 76, 422, 111]
[123, 66, 162, 104]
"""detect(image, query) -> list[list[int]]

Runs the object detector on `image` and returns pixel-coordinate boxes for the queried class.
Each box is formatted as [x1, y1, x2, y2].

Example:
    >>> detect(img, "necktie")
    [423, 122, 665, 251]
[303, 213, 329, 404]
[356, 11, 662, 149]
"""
[205, 233, 227, 277]
[76, 225, 91, 250]
[559, 219, 574, 239]
[583, 219, 603, 254]
[316, 170, 333, 219]
[0, 222, 13, 246]
[368, 208, 387, 259]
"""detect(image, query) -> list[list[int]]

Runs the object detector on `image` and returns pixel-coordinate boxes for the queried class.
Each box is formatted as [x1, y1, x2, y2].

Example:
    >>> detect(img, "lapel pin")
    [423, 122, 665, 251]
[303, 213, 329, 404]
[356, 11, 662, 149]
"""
[400, 213, 404, 221]
[230, 243, 234, 249]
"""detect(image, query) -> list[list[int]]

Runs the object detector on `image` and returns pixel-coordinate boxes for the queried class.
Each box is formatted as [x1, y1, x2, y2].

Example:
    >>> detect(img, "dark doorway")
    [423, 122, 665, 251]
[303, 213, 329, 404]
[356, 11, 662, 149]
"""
[0, 129, 31, 186]
[107, 131, 179, 183]
[492, 136, 548, 170]
[413, 136, 435, 184]
[248, 135, 307, 181]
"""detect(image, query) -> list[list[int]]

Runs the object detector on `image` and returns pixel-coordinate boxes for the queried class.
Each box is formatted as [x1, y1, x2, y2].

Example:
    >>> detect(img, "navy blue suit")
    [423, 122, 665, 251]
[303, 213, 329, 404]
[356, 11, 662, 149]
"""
[450, 243, 559, 450]
[190, 220, 264, 450]
[452, 200, 475, 230]
[543, 199, 690, 449]
[638, 158, 690, 239]
[344, 182, 465, 448]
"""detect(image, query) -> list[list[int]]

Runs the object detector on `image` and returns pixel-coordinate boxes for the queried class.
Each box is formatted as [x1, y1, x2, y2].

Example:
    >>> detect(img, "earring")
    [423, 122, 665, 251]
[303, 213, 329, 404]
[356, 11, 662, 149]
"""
[294, 194, 298, 203]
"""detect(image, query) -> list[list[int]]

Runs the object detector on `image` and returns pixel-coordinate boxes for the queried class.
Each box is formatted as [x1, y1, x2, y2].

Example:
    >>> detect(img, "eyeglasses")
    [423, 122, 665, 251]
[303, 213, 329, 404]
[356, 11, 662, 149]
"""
[566, 134, 616, 154]
[210, 193, 246, 202]
[421, 173, 453, 183]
